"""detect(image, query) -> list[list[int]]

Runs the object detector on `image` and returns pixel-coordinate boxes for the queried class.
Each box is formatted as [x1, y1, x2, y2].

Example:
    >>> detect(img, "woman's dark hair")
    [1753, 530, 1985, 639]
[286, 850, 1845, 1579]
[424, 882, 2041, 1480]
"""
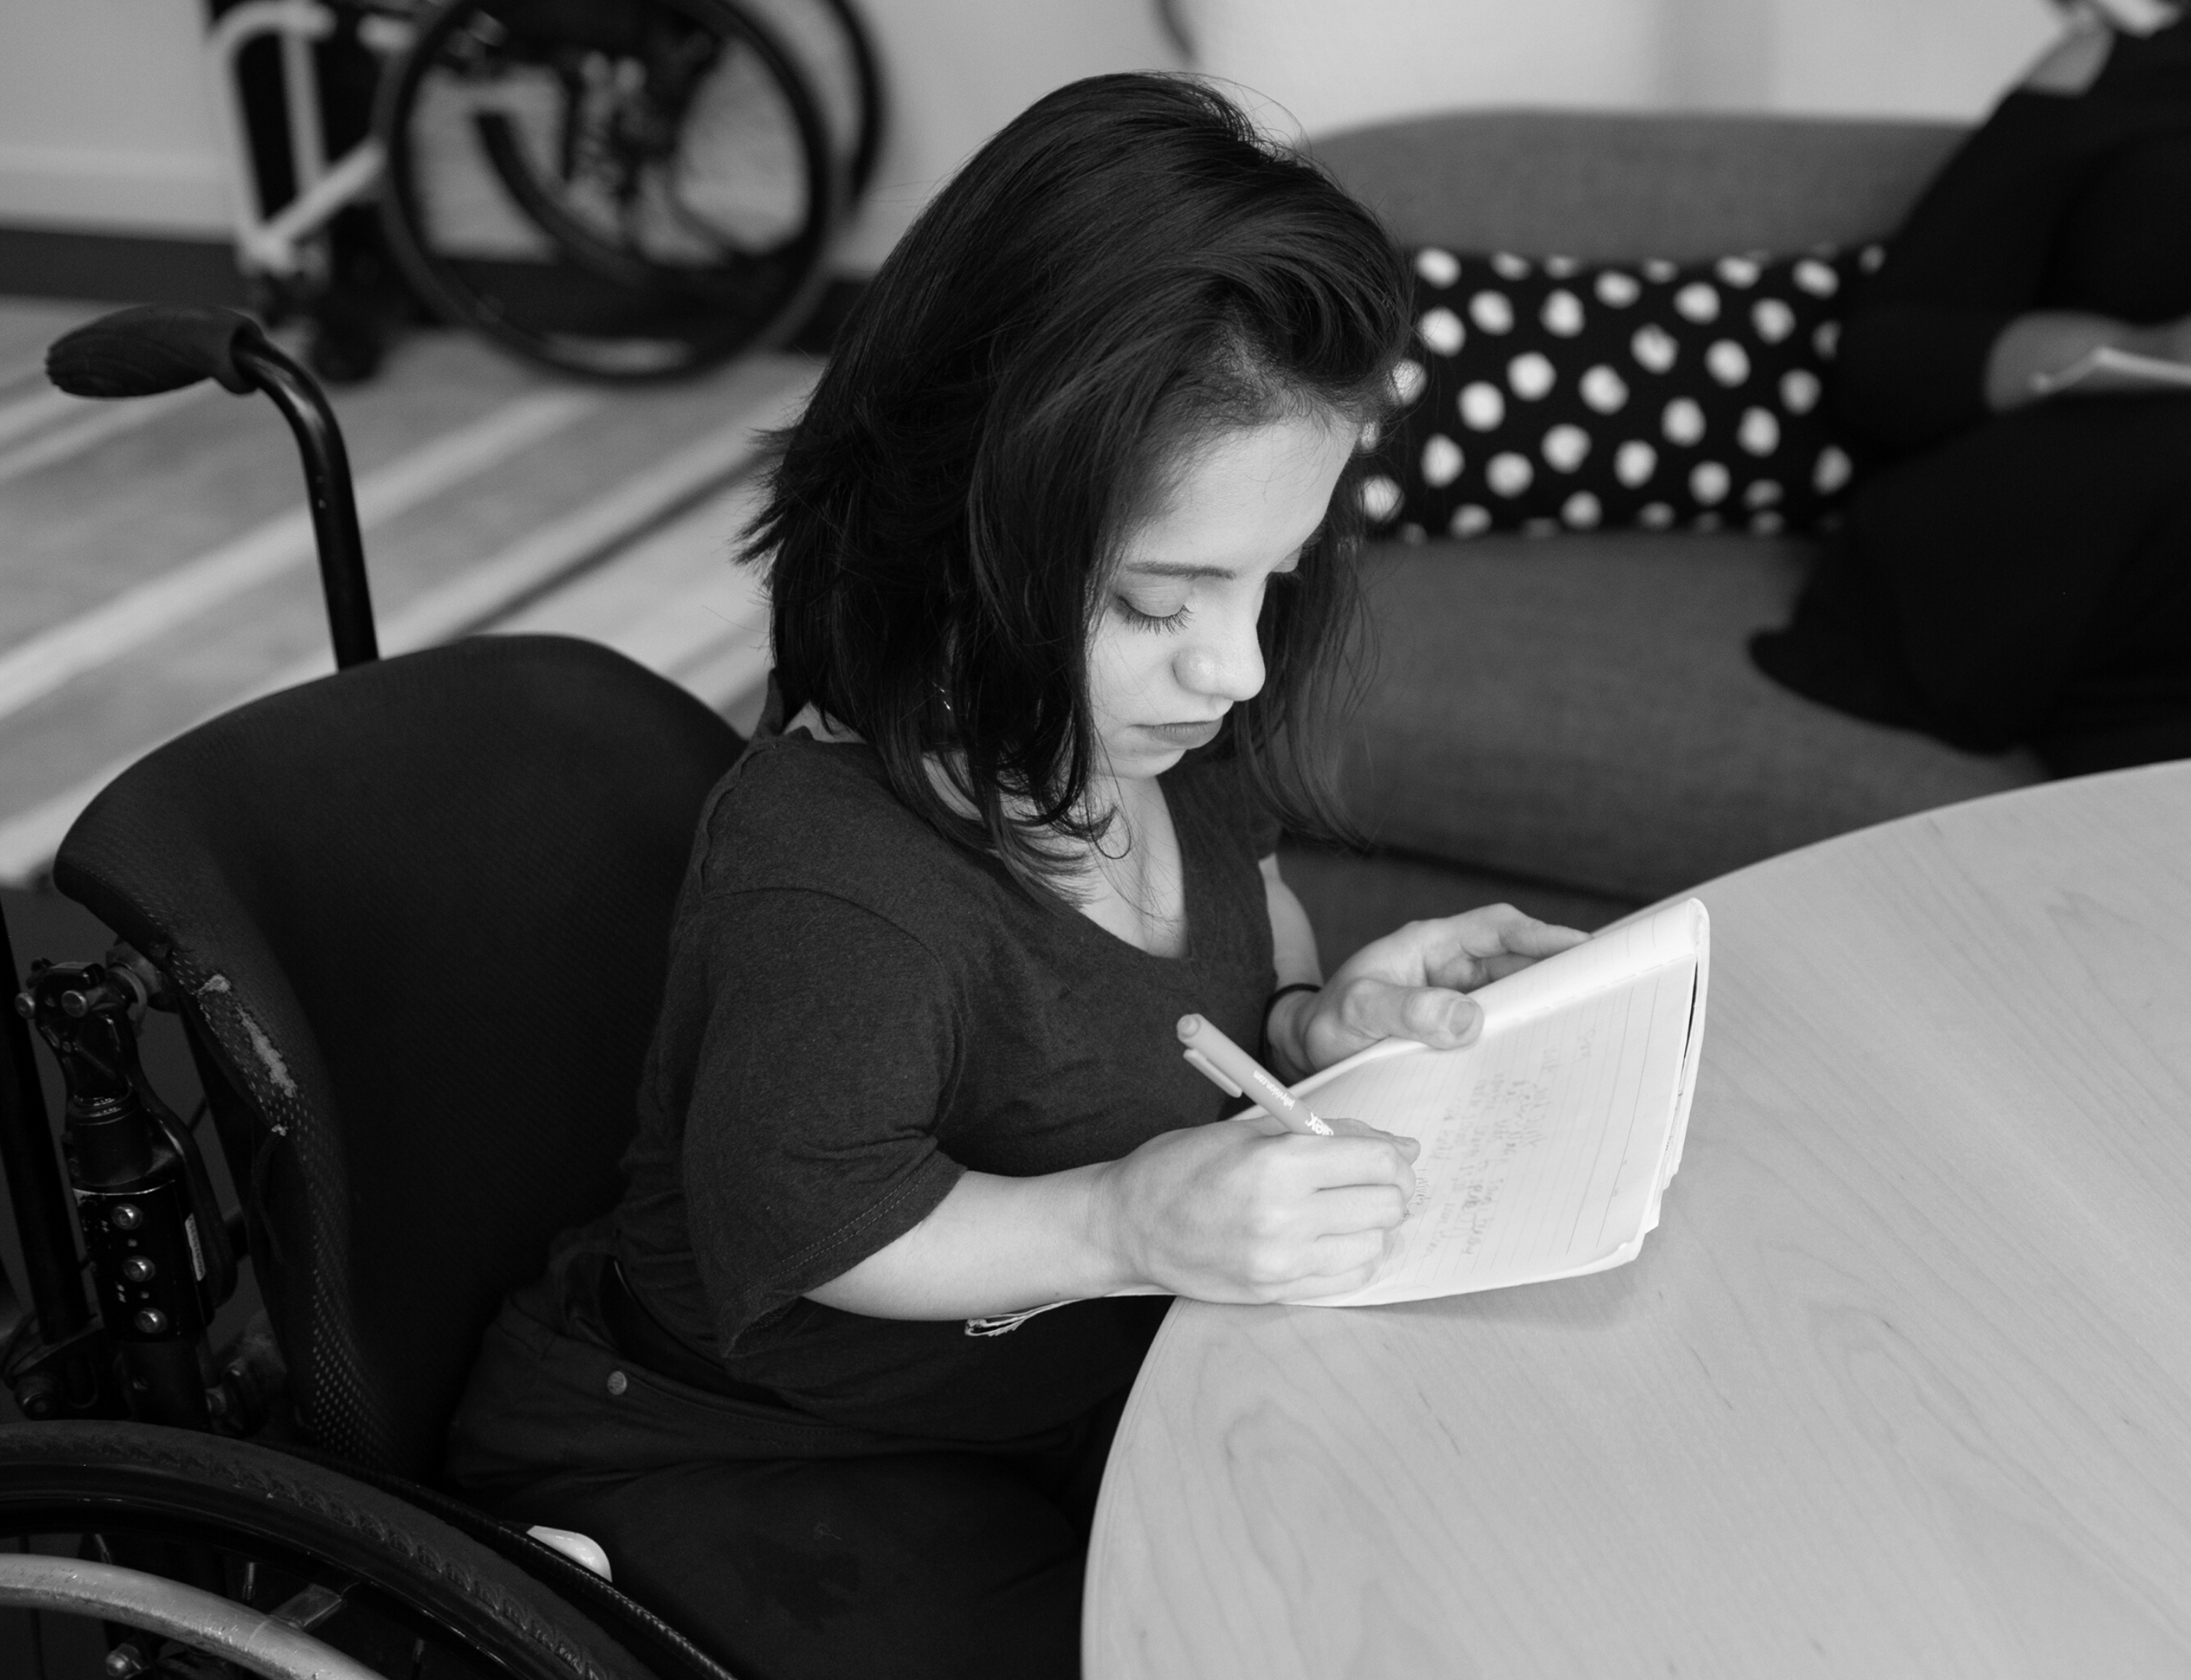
[748, 72, 1410, 893]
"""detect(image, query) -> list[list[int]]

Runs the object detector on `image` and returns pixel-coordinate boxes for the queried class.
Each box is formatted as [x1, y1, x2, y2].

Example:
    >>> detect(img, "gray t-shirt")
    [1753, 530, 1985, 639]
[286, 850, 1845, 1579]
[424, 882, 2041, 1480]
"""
[611, 730, 1280, 1444]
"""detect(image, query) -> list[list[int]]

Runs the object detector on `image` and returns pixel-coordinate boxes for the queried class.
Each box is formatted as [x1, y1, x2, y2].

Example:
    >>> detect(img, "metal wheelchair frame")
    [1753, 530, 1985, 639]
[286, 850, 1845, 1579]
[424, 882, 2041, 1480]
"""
[0, 306, 727, 1680]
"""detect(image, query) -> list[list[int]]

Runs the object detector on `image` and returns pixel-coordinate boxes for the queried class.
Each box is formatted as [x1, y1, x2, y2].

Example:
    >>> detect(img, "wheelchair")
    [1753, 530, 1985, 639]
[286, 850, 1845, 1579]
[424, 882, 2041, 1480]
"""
[0, 305, 754, 1678]
[209, 0, 884, 383]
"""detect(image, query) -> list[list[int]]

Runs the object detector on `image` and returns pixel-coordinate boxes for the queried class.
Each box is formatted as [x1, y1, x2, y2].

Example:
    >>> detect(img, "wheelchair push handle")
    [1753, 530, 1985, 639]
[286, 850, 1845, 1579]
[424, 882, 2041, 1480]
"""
[46, 305, 380, 670]
[46, 303, 267, 400]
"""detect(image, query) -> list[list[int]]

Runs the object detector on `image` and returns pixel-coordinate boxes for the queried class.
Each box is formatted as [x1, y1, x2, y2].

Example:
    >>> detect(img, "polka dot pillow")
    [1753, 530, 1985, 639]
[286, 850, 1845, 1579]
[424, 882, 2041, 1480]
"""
[1363, 244, 1881, 542]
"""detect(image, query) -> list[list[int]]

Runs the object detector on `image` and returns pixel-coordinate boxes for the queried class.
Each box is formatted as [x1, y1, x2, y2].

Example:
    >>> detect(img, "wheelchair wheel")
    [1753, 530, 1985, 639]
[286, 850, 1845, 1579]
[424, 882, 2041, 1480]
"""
[0, 1422, 669, 1680]
[737, 0, 884, 200]
[378, 0, 838, 381]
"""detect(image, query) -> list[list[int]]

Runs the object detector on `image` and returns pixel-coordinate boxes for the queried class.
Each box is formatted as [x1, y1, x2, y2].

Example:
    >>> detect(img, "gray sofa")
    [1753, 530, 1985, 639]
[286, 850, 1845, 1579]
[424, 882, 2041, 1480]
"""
[1282, 110, 2046, 952]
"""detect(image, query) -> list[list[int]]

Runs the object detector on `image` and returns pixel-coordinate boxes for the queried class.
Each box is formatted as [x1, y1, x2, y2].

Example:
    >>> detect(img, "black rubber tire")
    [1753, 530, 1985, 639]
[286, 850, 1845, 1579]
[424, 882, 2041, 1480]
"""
[375, 0, 837, 382]
[0, 1421, 673, 1680]
[275, 1440, 737, 1680]
[763, 0, 884, 199]
[825, 0, 883, 200]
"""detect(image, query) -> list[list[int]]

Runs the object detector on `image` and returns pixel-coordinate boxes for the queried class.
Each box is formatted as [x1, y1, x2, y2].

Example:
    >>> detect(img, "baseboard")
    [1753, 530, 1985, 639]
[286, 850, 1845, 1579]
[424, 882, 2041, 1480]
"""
[0, 232, 865, 349]
[0, 226, 245, 308]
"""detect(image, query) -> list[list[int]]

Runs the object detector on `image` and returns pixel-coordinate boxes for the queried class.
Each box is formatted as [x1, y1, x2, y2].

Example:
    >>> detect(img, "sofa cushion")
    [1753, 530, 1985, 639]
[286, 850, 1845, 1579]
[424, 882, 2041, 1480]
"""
[1366, 245, 1869, 542]
[1312, 111, 1965, 261]
[1337, 532, 2044, 901]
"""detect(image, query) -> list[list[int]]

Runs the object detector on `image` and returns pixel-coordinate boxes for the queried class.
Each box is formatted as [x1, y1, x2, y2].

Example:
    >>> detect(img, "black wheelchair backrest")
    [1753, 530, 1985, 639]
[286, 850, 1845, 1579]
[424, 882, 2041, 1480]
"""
[53, 635, 741, 1478]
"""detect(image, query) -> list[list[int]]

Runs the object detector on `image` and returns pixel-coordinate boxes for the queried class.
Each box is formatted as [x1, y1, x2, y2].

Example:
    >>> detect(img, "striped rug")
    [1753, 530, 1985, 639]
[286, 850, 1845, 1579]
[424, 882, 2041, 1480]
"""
[0, 302, 808, 886]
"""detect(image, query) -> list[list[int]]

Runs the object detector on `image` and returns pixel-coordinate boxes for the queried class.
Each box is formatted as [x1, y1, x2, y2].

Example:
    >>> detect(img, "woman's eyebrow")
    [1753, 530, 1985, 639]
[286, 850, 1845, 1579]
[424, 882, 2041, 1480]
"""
[1120, 527, 1325, 584]
[1120, 560, 1239, 581]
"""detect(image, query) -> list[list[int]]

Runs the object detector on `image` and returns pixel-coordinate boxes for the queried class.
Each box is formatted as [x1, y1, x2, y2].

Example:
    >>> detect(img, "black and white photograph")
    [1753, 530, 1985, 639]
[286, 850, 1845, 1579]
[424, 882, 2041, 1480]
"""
[0, 1, 2187, 1675]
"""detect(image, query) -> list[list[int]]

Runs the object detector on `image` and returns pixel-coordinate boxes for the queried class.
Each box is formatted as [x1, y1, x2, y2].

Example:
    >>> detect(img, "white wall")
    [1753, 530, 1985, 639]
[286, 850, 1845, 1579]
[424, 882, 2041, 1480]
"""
[832, 0, 1182, 269]
[0, 0, 1182, 261]
[1179, 0, 2065, 136]
[1757, 0, 2063, 119]
[0, 0, 2075, 251]
[1183, 0, 1672, 131]
[0, 0, 231, 234]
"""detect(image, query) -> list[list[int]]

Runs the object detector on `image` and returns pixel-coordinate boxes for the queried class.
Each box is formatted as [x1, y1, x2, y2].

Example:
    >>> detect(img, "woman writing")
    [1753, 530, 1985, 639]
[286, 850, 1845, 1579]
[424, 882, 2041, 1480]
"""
[448, 73, 1580, 1679]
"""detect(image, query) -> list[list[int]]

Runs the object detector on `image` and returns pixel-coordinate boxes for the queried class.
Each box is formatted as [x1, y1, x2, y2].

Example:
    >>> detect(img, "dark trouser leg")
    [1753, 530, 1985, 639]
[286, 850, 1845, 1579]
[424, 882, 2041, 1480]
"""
[501, 1428, 1119, 1680]
[2039, 459, 2191, 774]
[1851, 394, 2191, 756]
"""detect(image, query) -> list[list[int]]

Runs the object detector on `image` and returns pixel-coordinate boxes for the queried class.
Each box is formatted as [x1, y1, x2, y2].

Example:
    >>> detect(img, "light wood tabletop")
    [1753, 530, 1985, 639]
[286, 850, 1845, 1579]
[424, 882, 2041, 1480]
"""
[1086, 763, 2191, 1679]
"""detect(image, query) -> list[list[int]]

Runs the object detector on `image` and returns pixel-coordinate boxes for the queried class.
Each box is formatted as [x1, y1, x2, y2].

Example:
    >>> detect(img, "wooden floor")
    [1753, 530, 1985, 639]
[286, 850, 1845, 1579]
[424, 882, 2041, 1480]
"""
[0, 299, 801, 887]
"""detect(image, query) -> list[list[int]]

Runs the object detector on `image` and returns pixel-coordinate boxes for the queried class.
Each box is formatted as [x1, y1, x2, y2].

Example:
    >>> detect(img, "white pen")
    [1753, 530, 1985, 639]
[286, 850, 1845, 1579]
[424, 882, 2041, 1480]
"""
[1176, 1012, 1335, 1136]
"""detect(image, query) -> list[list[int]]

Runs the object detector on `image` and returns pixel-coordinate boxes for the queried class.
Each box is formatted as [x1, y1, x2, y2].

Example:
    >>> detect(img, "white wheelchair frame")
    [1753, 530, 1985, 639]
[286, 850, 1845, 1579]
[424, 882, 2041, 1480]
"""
[200, 1, 410, 285]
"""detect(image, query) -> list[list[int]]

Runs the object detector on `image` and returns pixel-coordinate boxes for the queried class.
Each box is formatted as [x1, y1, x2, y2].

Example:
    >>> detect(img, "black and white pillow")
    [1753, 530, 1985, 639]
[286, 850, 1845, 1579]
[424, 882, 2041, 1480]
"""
[1363, 243, 1883, 541]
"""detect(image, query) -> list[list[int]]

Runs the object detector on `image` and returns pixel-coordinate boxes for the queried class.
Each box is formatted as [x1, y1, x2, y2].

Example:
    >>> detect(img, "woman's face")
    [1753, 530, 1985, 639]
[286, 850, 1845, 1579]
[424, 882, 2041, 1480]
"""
[1087, 410, 1357, 784]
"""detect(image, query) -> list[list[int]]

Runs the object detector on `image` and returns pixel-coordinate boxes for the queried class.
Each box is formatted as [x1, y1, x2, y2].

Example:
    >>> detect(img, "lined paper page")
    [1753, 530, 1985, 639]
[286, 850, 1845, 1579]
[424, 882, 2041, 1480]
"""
[1285, 898, 1708, 1306]
[1467, 894, 1708, 1034]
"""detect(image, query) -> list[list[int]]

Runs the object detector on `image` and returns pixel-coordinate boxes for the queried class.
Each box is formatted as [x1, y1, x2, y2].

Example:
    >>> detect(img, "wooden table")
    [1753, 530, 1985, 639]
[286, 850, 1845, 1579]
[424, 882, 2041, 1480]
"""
[1087, 764, 2191, 1678]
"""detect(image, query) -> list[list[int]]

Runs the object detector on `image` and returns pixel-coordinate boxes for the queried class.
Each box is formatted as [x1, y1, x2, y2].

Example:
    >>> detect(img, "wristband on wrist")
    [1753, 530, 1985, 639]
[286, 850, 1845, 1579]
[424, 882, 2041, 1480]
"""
[1262, 981, 1322, 1069]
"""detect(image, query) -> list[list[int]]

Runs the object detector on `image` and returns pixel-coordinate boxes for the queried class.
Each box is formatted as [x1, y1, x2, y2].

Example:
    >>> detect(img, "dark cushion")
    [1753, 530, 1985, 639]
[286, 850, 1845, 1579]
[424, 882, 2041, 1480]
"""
[1312, 110, 1968, 259]
[1338, 533, 2044, 901]
[1366, 245, 1871, 541]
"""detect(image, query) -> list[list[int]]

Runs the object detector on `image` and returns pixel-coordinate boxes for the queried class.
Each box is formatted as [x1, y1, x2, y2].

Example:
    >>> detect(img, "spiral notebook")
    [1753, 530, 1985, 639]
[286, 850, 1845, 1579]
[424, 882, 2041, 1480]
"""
[1258, 896, 1710, 1307]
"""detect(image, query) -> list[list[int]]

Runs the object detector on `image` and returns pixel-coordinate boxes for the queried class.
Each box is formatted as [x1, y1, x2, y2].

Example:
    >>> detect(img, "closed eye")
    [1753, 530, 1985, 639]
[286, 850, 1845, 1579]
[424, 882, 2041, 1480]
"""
[1115, 595, 1191, 633]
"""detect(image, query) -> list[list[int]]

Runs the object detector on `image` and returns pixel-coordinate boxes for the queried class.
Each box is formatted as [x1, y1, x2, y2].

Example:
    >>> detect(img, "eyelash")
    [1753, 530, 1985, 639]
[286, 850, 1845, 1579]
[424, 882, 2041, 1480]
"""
[1114, 596, 1190, 633]
[1111, 557, 1305, 634]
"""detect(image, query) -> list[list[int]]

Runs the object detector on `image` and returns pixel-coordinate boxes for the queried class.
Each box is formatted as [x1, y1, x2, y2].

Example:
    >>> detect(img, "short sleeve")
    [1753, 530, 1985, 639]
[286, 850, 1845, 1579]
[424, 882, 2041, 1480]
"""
[679, 886, 966, 1349]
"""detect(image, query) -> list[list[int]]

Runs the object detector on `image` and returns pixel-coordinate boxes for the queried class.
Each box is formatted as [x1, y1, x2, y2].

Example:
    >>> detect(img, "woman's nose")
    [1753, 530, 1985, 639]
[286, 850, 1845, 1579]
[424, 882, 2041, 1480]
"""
[1174, 614, 1265, 703]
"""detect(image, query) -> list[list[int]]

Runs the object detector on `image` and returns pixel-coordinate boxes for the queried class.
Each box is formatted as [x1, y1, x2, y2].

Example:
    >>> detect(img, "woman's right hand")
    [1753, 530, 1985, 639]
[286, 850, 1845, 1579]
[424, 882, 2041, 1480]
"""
[1093, 1115, 1419, 1303]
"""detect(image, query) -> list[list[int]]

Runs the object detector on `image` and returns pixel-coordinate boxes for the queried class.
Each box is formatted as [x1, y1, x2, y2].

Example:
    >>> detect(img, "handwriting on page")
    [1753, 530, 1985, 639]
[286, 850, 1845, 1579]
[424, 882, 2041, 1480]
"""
[1307, 959, 1696, 1307]
[1416, 1058, 1572, 1259]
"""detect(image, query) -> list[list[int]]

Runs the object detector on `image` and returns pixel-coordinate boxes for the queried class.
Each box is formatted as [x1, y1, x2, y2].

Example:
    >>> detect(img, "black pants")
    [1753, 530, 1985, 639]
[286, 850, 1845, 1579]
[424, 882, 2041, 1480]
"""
[1755, 394, 2191, 774]
[493, 1402, 1118, 1680]
[446, 1240, 1128, 1680]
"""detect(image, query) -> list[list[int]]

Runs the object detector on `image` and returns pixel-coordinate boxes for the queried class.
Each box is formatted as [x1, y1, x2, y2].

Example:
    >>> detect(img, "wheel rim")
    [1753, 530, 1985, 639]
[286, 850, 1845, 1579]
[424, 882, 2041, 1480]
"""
[0, 1444, 655, 1680]
[0, 1552, 386, 1680]
[378, 0, 837, 381]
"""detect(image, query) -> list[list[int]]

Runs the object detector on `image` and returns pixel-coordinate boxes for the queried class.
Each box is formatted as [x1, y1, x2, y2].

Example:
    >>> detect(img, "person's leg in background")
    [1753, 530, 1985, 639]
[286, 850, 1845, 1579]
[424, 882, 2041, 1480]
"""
[1759, 395, 2191, 764]
[500, 1399, 1129, 1680]
[1859, 395, 2191, 751]
[2041, 436, 2191, 772]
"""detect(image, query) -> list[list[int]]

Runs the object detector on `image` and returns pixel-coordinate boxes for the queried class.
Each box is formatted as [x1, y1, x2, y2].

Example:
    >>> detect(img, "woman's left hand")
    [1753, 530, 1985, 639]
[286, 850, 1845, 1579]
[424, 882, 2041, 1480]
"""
[1270, 905, 1588, 1078]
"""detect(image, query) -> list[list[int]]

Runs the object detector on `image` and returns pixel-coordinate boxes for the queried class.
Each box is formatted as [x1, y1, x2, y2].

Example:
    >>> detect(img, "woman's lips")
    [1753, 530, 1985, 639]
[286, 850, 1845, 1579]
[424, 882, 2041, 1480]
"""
[1142, 718, 1224, 748]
